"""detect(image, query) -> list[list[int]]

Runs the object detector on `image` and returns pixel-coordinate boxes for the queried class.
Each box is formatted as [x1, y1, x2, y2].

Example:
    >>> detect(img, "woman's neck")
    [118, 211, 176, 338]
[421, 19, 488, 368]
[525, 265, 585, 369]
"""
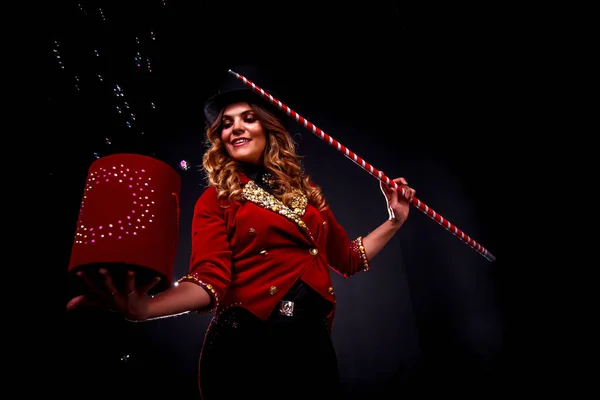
[239, 162, 265, 181]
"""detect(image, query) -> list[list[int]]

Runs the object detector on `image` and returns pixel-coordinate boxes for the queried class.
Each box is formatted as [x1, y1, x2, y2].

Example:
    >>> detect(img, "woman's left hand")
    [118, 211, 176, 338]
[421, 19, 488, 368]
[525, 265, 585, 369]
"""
[379, 176, 416, 225]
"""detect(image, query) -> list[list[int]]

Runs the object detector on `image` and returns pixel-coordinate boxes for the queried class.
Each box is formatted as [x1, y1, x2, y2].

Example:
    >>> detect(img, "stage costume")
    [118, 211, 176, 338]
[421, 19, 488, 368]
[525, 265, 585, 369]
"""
[177, 166, 370, 398]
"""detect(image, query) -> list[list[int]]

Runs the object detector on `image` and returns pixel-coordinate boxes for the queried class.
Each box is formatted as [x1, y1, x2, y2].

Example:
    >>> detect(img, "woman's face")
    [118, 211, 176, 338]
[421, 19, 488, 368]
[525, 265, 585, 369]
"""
[220, 102, 267, 165]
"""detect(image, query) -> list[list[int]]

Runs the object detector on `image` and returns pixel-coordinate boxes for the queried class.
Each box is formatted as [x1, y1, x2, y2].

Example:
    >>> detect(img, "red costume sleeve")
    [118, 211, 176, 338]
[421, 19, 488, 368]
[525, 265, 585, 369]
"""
[321, 207, 370, 277]
[178, 187, 232, 313]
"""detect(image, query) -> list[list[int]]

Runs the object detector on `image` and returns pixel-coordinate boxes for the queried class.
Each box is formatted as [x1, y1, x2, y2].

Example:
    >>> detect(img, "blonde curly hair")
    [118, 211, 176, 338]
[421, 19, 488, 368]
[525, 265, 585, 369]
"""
[201, 102, 327, 211]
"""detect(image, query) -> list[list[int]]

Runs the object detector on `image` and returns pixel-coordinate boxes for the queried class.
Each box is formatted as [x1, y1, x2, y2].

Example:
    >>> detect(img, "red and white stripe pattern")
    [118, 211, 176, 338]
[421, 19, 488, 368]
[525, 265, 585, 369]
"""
[228, 69, 496, 263]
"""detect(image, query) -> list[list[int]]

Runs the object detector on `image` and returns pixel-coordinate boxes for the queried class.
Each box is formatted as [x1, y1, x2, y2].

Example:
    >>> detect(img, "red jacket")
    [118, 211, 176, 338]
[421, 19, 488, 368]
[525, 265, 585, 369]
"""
[180, 173, 370, 332]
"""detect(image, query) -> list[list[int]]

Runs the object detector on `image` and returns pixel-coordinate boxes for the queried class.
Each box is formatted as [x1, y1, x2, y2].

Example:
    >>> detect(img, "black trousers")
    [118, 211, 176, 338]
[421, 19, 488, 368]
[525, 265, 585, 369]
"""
[198, 306, 341, 400]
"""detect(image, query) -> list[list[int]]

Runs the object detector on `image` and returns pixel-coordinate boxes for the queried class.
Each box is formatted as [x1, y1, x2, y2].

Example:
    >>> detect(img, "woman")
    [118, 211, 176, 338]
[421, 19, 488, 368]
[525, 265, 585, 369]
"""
[67, 71, 415, 399]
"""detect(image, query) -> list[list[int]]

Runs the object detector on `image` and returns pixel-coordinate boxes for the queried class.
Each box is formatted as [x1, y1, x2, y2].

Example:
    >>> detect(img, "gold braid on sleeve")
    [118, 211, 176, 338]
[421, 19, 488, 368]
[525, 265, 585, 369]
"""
[177, 274, 219, 312]
[350, 236, 370, 271]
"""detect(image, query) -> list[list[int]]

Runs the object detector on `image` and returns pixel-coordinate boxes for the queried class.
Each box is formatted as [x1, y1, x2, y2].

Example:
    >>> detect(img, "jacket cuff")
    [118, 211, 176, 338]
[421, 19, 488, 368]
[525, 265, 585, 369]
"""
[350, 236, 370, 271]
[177, 273, 220, 313]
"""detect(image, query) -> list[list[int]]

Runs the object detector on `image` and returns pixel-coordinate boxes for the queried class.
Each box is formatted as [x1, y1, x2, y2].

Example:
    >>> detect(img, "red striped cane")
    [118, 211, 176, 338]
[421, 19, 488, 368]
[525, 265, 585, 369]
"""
[228, 69, 496, 263]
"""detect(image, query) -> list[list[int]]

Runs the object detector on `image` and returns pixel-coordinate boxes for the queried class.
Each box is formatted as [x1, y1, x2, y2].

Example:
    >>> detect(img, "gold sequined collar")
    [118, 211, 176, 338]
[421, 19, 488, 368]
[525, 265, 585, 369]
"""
[242, 180, 312, 240]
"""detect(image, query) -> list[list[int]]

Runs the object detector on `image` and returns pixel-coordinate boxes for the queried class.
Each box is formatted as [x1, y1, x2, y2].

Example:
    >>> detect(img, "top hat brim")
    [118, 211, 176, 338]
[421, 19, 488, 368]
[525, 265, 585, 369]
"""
[203, 88, 282, 125]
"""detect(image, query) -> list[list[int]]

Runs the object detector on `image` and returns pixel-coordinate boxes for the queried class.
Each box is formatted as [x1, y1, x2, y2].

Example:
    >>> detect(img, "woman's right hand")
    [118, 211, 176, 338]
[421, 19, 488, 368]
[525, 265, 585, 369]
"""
[66, 268, 161, 322]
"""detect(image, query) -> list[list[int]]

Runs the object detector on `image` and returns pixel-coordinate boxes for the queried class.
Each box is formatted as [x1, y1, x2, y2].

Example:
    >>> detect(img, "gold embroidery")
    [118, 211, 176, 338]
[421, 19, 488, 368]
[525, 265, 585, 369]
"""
[177, 274, 219, 312]
[350, 236, 370, 271]
[242, 180, 312, 240]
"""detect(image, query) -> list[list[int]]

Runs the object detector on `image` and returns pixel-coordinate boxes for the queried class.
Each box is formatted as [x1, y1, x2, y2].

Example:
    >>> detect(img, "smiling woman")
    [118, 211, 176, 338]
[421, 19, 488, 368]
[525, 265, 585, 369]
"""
[67, 64, 416, 400]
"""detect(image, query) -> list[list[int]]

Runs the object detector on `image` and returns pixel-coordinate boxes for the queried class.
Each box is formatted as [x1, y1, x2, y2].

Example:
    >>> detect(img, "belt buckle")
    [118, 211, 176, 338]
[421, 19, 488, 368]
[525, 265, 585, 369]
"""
[279, 300, 294, 317]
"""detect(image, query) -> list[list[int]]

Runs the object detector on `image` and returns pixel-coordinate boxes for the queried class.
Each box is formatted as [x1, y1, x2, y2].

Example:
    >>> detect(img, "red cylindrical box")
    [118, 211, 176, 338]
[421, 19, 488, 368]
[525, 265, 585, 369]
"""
[68, 153, 181, 294]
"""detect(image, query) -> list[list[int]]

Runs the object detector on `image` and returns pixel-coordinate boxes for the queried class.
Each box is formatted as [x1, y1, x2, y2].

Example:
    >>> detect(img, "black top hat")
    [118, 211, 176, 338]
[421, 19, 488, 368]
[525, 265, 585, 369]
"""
[203, 65, 281, 125]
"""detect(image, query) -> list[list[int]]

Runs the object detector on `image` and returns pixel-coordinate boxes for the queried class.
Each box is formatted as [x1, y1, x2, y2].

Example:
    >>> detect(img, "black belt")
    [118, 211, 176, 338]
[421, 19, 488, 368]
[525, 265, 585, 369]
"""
[270, 280, 332, 320]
